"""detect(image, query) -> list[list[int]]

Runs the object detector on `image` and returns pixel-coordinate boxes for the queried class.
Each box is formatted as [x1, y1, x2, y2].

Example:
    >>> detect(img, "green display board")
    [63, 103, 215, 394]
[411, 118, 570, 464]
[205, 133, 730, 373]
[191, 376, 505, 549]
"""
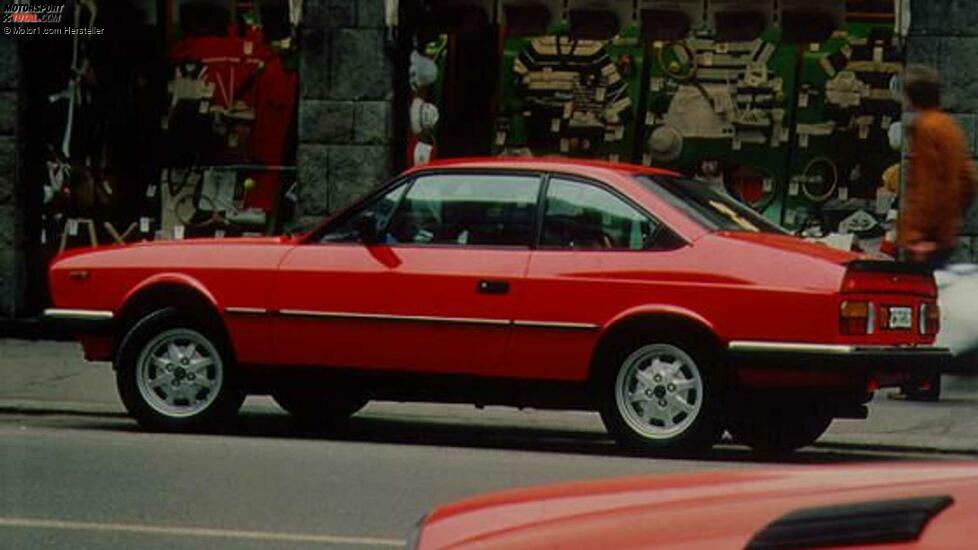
[639, 26, 798, 224]
[416, 1, 902, 234]
[783, 20, 902, 232]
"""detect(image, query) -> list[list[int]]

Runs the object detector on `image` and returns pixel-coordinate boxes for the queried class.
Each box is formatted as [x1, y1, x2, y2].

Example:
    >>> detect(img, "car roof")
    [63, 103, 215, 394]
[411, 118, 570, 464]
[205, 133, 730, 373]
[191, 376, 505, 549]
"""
[402, 156, 680, 180]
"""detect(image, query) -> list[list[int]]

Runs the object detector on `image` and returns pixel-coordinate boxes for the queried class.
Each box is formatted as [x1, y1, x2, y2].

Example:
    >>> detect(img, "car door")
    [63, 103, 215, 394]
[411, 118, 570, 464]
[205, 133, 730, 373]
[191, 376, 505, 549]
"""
[509, 175, 687, 381]
[273, 171, 541, 375]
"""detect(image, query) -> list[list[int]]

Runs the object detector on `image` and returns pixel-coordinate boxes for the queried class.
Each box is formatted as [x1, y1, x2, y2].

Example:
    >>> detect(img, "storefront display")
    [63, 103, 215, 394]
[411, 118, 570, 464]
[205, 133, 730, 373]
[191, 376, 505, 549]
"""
[35, 0, 299, 258]
[494, 2, 642, 162]
[405, 0, 902, 241]
[639, 0, 794, 223]
[782, 2, 903, 244]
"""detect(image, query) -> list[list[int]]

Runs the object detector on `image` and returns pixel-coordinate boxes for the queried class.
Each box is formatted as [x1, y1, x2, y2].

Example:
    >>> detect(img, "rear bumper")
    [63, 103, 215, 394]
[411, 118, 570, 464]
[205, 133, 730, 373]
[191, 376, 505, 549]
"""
[728, 341, 952, 374]
[728, 342, 953, 372]
[43, 308, 114, 334]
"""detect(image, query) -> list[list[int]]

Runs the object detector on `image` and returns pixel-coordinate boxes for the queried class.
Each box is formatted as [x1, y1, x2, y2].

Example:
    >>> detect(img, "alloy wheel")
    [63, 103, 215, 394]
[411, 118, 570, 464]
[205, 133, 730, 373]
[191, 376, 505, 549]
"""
[614, 343, 704, 440]
[135, 328, 224, 418]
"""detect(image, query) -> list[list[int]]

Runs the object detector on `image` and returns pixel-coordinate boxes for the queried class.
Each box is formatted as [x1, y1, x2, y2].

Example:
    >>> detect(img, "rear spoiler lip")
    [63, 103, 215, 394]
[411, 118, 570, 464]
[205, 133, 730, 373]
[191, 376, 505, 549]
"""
[846, 260, 932, 276]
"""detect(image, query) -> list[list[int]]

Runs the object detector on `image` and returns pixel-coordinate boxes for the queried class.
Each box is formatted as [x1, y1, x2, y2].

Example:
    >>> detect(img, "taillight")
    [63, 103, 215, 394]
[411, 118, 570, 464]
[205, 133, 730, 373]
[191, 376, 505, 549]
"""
[920, 303, 940, 336]
[840, 301, 874, 335]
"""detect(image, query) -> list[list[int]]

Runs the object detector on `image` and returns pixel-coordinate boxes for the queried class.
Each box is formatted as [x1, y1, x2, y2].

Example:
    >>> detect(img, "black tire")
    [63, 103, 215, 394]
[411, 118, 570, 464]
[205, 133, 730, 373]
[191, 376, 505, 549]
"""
[272, 386, 368, 427]
[115, 308, 245, 431]
[728, 399, 833, 456]
[597, 331, 724, 456]
[900, 374, 942, 402]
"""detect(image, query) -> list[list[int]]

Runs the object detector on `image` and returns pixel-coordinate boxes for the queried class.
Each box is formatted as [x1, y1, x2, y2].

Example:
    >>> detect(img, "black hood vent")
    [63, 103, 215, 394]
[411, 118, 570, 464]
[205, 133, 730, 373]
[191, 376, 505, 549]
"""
[746, 495, 953, 549]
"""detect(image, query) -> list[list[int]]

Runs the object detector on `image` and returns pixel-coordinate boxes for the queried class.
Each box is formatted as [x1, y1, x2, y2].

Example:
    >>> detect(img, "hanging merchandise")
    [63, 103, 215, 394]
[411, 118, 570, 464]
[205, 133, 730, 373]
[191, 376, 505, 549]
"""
[639, 0, 792, 224]
[783, 0, 902, 236]
[410, 97, 440, 135]
[160, 21, 298, 237]
[646, 125, 684, 162]
[410, 50, 439, 91]
[800, 156, 839, 203]
[406, 46, 441, 166]
[729, 164, 778, 212]
[494, 2, 642, 162]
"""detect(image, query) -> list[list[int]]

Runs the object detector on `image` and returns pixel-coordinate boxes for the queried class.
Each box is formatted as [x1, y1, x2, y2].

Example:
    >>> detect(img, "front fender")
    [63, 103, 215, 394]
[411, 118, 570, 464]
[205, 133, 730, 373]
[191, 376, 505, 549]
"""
[121, 272, 219, 313]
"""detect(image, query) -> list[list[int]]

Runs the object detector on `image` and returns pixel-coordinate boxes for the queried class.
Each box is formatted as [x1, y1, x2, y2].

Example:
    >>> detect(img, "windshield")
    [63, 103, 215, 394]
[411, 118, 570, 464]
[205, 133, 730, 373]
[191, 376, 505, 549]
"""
[636, 175, 788, 235]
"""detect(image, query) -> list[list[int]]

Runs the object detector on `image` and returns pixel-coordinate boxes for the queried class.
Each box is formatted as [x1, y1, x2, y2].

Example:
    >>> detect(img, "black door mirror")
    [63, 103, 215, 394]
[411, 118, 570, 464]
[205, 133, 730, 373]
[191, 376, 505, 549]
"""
[355, 213, 381, 244]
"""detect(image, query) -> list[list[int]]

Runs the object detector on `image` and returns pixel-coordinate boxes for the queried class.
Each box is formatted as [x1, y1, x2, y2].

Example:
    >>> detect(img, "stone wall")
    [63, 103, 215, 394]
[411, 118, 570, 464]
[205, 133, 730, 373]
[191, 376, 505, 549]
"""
[908, 1, 978, 262]
[0, 39, 22, 319]
[296, 0, 395, 228]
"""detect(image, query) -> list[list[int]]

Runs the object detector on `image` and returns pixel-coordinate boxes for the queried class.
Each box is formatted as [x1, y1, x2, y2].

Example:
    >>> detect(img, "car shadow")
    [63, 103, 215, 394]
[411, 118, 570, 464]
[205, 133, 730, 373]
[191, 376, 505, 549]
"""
[53, 407, 975, 465]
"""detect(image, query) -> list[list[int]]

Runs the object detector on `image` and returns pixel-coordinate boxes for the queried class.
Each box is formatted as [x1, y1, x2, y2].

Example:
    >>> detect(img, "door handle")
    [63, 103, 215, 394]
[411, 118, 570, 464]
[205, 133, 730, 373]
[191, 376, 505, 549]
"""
[477, 280, 510, 295]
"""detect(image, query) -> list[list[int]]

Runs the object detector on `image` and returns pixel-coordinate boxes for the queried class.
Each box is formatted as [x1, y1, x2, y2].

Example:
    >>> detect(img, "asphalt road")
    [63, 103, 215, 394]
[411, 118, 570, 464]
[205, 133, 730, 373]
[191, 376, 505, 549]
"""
[3, 404, 977, 550]
[4, 339, 978, 549]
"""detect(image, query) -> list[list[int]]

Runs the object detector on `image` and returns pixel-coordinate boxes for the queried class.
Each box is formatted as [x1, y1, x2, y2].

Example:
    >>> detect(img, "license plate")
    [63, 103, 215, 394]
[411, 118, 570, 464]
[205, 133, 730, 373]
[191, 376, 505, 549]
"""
[888, 307, 913, 329]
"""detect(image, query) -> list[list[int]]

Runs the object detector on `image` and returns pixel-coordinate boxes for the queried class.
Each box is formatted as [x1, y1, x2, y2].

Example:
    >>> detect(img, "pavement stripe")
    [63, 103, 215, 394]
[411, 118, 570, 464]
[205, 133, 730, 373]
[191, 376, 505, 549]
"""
[0, 517, 403, 547]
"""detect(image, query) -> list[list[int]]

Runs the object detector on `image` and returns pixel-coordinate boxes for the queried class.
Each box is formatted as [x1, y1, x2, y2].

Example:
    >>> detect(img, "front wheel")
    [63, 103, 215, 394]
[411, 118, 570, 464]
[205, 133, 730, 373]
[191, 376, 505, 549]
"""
[599, 337, 723, 455]
[116, 308, 244, 431]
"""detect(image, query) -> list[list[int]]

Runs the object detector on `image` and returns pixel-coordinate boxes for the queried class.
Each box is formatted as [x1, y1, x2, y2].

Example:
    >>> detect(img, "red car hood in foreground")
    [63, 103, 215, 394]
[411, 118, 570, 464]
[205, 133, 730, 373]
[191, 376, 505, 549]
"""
[417, 463, 978, 549]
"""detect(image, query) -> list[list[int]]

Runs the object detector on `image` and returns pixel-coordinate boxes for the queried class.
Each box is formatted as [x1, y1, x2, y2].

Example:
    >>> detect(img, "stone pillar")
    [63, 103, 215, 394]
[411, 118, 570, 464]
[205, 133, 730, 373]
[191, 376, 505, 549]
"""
[0, 39, 22, 319]
[908, 0, 978, 262]
[295, 0, 395, 229]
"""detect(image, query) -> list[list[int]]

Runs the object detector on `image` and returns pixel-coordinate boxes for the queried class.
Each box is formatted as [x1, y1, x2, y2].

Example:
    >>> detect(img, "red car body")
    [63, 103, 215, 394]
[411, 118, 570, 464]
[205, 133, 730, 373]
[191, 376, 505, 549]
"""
[411, 463, 978, 549]
[45, 158, 949, 451]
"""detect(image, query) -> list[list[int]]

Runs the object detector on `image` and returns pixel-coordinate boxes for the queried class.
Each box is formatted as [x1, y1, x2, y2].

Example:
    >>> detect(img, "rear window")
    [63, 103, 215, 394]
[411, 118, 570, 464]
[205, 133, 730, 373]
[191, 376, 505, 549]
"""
[636, 175, 787, 234]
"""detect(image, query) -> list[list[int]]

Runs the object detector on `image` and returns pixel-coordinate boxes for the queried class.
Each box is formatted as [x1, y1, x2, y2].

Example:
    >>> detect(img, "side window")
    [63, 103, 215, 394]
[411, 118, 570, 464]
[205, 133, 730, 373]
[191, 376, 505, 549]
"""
[320, 184, 406, 243]
[542, 178, 659, 250]
[386, 173, 540, 246]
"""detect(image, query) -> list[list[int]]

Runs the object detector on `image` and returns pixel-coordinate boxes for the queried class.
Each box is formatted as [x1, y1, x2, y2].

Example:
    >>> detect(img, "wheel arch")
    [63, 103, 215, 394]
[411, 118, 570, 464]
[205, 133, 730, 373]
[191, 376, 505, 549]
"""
[588, 308, 724, 386]
[115, 275, 229, 361]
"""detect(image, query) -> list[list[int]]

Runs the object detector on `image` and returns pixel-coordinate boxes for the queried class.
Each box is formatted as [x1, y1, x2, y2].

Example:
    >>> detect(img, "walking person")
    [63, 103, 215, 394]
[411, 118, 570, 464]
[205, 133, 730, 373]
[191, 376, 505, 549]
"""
[895, 65, 978, 400]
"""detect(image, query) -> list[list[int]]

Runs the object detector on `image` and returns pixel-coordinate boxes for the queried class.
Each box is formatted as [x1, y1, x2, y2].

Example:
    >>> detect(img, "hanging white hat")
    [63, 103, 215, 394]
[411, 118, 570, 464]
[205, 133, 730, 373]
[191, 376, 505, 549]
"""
[412, 140, 434, 166]
[410, 51, 438, 92]
[888, 120, 904, 152]
[410, 97, 440, 135]
[647, 125, 684, 162]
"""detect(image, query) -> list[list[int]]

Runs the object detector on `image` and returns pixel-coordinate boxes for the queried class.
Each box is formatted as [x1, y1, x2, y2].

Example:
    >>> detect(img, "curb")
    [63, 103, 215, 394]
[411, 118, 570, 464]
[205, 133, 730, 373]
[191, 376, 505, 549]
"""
[0, 399, 125, 417]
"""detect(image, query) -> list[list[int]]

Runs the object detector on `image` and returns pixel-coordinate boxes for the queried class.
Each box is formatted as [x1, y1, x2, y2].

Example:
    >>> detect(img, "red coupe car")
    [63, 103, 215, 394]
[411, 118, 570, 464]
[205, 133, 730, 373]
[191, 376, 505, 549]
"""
[408, 463, 978, 549]
[46, 158, 949, 454]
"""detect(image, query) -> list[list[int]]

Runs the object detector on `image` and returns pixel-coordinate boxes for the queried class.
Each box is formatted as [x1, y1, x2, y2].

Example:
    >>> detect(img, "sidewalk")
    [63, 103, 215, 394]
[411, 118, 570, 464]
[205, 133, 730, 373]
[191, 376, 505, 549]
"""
[3, 338, 978, 455]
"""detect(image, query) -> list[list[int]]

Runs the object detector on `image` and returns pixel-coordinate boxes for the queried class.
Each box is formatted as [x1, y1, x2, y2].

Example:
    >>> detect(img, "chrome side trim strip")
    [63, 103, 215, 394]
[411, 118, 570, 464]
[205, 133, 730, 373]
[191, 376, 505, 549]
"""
[43, 308, 114, 321]
[278, 309, 510, 327]
[729, 341, 952, 355]
[512, 320, 601, 331]
[728, 341, 855, 354]
[225, 307, 269, 316]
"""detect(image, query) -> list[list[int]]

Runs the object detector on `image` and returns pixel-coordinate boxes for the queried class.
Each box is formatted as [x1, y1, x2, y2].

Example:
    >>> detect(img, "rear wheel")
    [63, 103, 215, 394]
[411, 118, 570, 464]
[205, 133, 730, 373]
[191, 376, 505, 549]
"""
[899, 374, 942, 402]
[116, 308, 244, 431]
[728, 398, 833, 456]
[272, 386, 368, 427]
[599, 334, 723, 455]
